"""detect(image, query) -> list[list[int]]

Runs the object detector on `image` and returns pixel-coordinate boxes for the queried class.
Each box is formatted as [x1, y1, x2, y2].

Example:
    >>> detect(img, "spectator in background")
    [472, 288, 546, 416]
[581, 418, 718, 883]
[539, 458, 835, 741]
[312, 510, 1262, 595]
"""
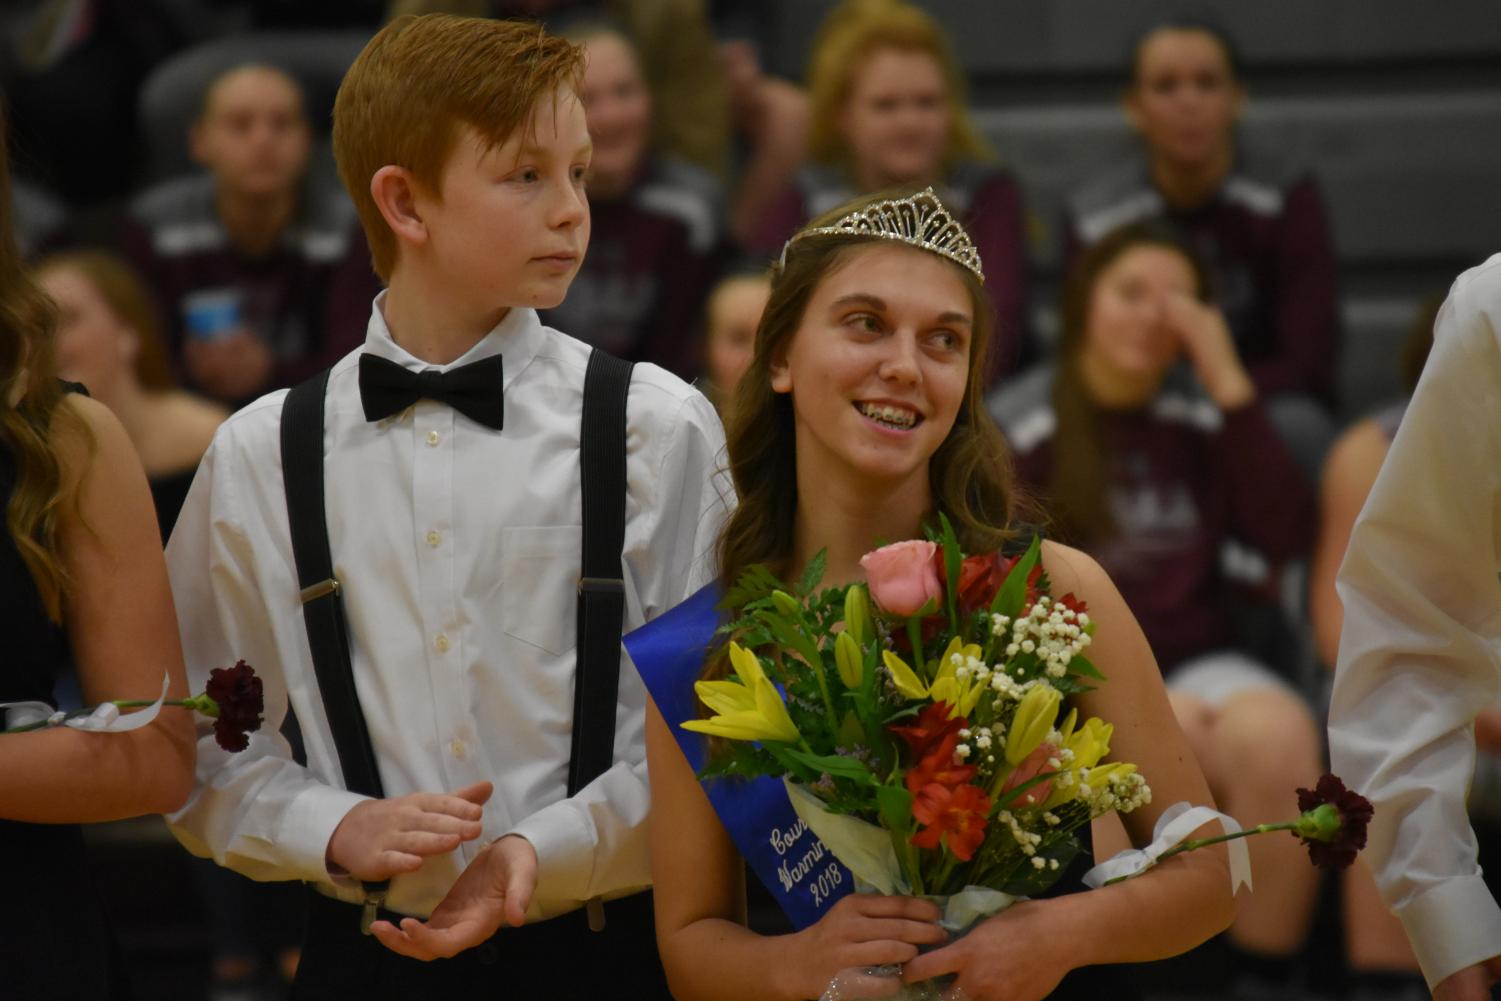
[1310, 301, 1489, 1001]
[748, 0, 1030, 385]
[538, 25, 725, 377]
[34, 251, 225, 542]
[1063, 16, 1339, 480]
[716, 36, 809, 248]
[988, 222, 1322, 1001]
[386, 0, 731, 177]
[701, 269, 768, 411]
[122, 64, 379, 407]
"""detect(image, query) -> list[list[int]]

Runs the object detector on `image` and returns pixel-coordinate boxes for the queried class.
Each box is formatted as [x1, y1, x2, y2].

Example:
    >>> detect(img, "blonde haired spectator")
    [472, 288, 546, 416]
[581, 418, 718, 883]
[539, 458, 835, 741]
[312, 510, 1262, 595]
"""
[749, 0, 1031, 384]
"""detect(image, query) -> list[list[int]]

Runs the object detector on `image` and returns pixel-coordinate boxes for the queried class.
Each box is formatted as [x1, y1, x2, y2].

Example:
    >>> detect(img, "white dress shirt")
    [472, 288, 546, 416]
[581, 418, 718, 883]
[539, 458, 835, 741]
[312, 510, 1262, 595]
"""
[166, 294, 732, 919]
[1329, 253, 1501, 987]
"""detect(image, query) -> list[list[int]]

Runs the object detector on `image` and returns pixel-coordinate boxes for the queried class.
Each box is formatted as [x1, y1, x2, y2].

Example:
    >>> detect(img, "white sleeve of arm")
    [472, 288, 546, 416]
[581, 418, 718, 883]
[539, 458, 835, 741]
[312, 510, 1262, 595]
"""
[164, 430, 368, 888]
[1328, 263, 1501, 987]
[509, 387, 731, 913]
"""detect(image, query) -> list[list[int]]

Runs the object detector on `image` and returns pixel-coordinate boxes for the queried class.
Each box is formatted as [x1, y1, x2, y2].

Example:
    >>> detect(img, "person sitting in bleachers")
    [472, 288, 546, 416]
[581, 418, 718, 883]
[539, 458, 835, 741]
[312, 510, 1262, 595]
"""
[1062, 15, 1339, 480]
[700, 269, 768, 413]
[746, 0, 1030, 385]
[1310, 301, 1486, 1001]
[988, 221, 1324, 1001]
[34, 251, 226, 542]
[536, 25, 726, 378]
[121, 63, 380, 407]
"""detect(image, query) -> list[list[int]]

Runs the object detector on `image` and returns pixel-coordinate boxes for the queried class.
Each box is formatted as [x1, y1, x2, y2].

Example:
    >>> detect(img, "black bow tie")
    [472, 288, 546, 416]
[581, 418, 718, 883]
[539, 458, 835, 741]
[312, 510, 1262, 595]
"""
[358, 353, 505, 430]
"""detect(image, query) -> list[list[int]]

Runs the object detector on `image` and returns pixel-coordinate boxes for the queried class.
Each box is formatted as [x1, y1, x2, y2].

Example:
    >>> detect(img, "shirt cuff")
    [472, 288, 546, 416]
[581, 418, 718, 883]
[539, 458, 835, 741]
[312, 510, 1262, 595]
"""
[276, 784, 372, 888]
[507, 799, 595, 909]
[1395, 874, 1501, 987]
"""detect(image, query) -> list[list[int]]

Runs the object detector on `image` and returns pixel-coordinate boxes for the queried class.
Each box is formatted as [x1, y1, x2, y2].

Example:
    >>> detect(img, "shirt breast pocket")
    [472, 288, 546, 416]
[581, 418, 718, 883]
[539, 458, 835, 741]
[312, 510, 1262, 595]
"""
[500, 525, 582, 656]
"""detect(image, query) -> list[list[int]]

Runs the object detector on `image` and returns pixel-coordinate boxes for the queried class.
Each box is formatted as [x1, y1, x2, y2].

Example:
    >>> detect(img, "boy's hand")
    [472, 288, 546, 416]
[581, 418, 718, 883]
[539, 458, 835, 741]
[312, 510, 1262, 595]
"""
[325, 781, 491, 883]
[369, 834, 538, 961]
[183, 330, 273, 402]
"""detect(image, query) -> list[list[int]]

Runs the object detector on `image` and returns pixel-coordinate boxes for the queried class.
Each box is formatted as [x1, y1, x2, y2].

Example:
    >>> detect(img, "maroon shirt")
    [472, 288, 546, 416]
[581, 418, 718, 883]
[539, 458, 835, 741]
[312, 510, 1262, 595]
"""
[122, 174, 381, 405]
[749, 161, 1031, 385]
[538, 156, 724, 379]
[988, 365, 1316, 673]
[1063, 146, 1341, 404]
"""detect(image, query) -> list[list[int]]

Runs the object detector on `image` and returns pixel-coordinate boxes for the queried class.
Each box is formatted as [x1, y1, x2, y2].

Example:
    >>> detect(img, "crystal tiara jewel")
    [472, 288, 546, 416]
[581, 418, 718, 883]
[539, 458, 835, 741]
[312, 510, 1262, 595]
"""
[779, 186, 984, 283]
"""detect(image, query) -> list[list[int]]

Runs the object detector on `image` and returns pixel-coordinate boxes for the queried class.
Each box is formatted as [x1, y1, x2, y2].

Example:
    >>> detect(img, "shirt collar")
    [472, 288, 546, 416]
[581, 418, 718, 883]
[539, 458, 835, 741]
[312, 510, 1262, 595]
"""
[361, 290, 547, 394]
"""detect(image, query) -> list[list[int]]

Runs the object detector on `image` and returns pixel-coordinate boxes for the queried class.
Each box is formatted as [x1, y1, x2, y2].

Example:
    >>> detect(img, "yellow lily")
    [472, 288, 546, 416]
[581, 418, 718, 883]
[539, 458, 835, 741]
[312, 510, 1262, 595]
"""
[1005, 684, 1062, 765]
[928, 637, 986, 718]
[844, 585, 872, 648]
[882, 650, 930, 701]
[834, 631, 863, 689]
[681, 642, 801, 744]
[1044, 712, 1114, 809]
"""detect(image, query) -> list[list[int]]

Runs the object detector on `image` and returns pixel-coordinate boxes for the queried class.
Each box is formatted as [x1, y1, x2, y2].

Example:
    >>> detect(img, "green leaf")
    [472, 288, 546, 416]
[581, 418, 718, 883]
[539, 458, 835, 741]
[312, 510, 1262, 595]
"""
[877, 784, 915, 834]
[991, 534, 1042, 619]
[719, 563, 788, 611]
[797, 549, 828, 597]
[1067, 655, 1105, 681]
[781, 747, 879, 785]
[936, 516, 960, 627]
[837, 710, 866, 749]
[997, 835, 1083, 896]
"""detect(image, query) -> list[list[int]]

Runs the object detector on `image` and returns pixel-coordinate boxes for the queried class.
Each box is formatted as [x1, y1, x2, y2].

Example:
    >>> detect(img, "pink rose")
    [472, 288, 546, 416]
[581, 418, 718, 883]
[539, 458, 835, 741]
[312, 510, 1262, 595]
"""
[1001, 742, 1057, 808]
[860, 540, 942, 618]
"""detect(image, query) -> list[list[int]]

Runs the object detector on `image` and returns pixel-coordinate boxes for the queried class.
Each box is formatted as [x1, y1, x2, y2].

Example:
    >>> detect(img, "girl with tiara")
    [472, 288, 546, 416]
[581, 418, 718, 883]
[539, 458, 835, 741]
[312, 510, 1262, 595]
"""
[631, 189, 1235, 1001]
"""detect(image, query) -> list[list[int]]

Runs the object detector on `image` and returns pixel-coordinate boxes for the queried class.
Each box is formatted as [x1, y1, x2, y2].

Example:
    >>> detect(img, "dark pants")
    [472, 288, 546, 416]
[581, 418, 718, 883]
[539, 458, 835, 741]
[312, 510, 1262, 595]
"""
[292, 888, 672, 1001]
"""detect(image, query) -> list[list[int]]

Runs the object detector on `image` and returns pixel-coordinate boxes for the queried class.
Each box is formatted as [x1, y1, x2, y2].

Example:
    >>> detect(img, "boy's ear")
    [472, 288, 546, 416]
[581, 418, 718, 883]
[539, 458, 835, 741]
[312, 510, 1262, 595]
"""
[370, 166, 428, 250]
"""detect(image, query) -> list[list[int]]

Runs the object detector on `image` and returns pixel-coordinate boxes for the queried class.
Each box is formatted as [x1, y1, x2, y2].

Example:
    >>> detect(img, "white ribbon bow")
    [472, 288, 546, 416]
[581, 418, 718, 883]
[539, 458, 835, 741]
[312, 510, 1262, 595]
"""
[1081, 801, 1252, 894]
[2, 674, 172, 733]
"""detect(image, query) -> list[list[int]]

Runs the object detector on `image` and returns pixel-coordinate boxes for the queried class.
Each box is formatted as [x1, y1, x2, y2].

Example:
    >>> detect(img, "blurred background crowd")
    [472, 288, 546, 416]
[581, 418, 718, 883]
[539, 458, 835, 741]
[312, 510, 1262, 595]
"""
[4, 1, 1500, 999]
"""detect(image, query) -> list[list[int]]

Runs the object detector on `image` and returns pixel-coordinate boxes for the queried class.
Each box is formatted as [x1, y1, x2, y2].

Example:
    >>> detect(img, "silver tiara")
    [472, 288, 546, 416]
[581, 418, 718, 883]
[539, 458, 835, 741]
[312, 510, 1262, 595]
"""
[779, 186, 984, 283]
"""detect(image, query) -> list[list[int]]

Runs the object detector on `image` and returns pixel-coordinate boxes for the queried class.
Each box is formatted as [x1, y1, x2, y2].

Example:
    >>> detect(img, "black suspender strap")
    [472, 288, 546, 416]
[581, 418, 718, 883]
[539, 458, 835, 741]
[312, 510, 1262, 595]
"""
[571, 349, 634, 931]
[280, 370, 389, 931]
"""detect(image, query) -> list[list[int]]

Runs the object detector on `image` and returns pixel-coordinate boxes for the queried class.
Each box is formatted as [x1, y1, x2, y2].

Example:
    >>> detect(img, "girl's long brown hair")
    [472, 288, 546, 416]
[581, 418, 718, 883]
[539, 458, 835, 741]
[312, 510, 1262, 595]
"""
[1, 122, 91, 621]
[718, 189, 1025, 616]
[1046, 221, 1211, 546]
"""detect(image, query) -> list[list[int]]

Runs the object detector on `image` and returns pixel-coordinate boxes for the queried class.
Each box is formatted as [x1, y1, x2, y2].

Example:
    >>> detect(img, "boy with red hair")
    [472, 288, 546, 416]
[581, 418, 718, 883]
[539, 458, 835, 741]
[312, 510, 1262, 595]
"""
[166, 15, 728, 997]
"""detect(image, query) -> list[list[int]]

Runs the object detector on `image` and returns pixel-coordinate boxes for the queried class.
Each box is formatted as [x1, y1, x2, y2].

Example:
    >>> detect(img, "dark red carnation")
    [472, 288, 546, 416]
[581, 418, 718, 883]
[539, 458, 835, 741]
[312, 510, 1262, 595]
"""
[1293, 773, 1374, 870]
[205, 660, 264, 753]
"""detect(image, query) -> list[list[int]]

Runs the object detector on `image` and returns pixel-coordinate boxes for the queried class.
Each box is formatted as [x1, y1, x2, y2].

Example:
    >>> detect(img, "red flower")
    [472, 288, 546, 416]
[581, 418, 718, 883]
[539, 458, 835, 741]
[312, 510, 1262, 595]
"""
[205, 661, 264, 753]
[911, 782, 991, 861]
[1294, 773, 1374, 870]
[889, 702, 963, 760]
[904, 731, 978, 794]
[1057, 592, 1088, 617]
[955, 553, 1008, 614]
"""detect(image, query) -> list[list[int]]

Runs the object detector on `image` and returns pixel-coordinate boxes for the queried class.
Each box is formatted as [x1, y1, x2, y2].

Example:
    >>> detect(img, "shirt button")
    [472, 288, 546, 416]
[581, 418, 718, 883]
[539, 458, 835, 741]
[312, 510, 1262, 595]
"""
[426, 430, 441, 446]
[426, 530, 442, 547]
[434, 633, 450, 653]
[449, 738, 467, 760]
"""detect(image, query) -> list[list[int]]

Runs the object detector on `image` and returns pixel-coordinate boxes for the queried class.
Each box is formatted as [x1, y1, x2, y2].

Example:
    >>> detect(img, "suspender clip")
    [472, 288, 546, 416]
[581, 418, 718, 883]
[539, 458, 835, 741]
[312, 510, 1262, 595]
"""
[359, 887, 387, 936]
[300, 577, 342, 604]
[578, 576, 624, 595]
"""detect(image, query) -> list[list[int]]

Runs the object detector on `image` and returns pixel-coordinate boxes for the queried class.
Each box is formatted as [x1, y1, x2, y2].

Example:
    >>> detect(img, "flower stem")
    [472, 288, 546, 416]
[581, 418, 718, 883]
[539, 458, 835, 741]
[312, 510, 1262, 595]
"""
[1102, 821, 1299, 885]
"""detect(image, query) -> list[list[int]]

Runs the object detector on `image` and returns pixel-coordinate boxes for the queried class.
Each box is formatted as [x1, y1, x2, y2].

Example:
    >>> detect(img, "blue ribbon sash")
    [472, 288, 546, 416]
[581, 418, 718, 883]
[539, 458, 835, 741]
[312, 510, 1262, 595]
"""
[626, 584, 853, 930]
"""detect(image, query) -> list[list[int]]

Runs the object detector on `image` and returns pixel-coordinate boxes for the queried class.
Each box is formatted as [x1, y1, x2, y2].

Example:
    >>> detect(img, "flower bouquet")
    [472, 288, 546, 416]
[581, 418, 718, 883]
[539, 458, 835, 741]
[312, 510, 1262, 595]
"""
[686, 520, 1372, 999]
[3, 660, 265, 752]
